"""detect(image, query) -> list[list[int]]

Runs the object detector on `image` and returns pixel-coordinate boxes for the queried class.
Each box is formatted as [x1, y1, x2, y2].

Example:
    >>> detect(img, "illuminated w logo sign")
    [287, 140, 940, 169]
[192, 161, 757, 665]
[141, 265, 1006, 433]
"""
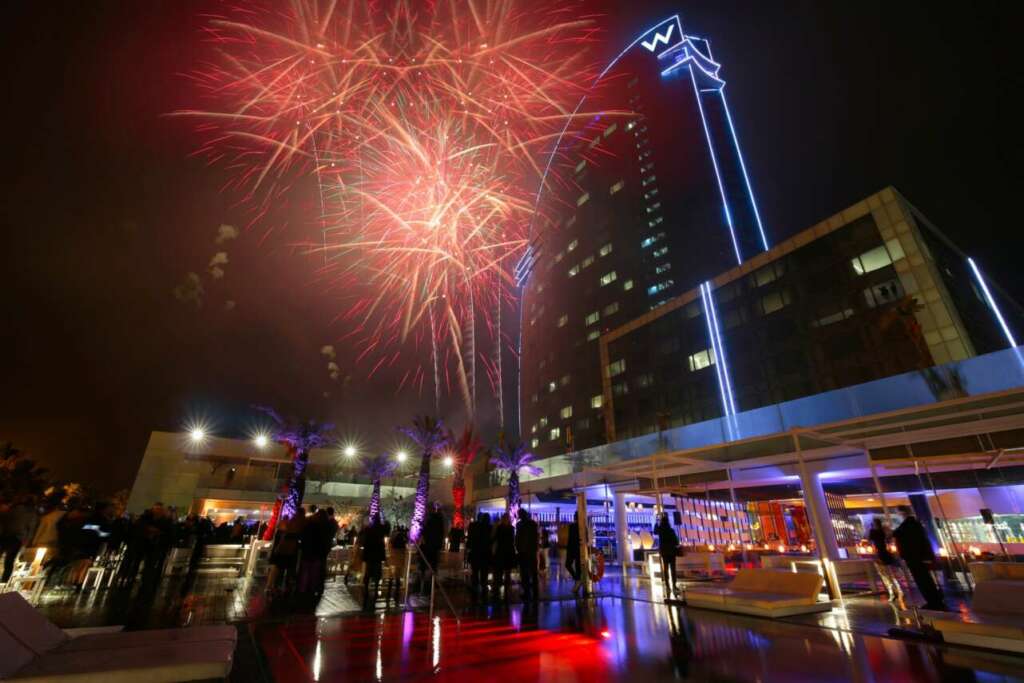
[641, 23, 675, 52]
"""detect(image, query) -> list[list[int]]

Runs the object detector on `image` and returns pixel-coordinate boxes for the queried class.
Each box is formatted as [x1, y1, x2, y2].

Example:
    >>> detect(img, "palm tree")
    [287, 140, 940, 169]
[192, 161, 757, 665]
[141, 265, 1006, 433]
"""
[447, 426, 482, 529]
[255, 406, 334, 539]
[362, 453, 399, 521]
[490, 438, 542, 525]
[399, 415, 449, 542]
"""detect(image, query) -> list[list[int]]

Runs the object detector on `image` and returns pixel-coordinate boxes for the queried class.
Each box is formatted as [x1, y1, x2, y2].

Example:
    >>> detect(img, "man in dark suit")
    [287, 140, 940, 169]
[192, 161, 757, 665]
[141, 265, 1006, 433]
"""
[516, 509, 540, 602]
[893, 506, 947, 610]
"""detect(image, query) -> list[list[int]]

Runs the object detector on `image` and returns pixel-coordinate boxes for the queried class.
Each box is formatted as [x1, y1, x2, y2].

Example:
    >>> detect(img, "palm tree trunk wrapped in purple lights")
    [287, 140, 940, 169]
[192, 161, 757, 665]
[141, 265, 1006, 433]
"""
[448, 426, 482, 529]
[362, 453, 399, 521]
[400, 416, 448, 542]
[255, 406, 334, 539]
[490, 438, 542, 526]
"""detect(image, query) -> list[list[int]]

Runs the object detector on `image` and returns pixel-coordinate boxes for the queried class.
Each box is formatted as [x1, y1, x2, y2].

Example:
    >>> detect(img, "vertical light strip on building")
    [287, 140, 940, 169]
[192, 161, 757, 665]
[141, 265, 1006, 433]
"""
[968, 257, 1018, 347]
[688, 67, 742, 265]
[718, 90, 770, 252]
[700, 282, 737, 438]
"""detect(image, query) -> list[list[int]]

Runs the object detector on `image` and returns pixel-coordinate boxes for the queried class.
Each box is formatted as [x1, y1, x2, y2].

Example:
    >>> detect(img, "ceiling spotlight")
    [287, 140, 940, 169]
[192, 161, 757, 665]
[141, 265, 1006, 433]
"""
[343, 445, 356, 458]
[254, 434, 269, 448]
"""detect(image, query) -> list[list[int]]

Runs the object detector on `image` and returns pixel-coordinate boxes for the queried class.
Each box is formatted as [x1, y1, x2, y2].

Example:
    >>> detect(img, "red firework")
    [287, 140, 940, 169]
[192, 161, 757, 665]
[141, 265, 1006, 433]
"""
[178, 0, 603, 415]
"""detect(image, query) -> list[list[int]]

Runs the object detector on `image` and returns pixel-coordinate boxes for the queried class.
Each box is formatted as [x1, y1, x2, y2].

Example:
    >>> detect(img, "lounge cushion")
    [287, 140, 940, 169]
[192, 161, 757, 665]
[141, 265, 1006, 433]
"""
[0, 626, 36, 679]
[0, 593, 69, 654]
[7, 639, 236, 683]
[971, 580, 1024, 616]
[931, 614, 1024, 641]
[684, 588, 727, 605]
[60, 625, 237, 652]
[731, 569, 822, 597]
[722, 591, 817, 610]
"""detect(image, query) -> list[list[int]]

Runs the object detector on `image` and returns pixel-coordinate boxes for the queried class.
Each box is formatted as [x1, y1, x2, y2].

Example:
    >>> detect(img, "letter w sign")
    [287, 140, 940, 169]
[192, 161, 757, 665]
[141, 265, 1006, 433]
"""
[641, 22, 675, 52]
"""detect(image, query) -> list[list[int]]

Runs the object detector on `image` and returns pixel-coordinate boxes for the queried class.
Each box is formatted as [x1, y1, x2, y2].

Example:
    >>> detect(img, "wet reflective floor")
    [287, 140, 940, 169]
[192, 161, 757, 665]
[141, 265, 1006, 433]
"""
[255, 598, 1024, 682]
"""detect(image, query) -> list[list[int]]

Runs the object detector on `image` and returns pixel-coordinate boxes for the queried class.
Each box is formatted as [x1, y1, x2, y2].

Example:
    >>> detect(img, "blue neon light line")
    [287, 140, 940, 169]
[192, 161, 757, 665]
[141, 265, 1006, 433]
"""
[700, 283, 729, 416]
[968, 257, 1018, 347]
[703, 281, 737, 416]
[719, 90, 770, 252]
[688, 66, 743, 265]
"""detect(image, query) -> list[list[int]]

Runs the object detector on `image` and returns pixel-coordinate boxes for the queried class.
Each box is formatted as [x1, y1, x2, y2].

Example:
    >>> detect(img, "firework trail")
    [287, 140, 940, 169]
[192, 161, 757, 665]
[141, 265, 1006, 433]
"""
[178, 0, 603, 417]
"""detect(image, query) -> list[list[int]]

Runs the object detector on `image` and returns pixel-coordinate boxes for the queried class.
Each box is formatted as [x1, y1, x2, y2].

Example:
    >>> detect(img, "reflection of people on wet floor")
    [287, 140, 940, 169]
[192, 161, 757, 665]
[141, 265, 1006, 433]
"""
[667, 607, 693, 677]
[467, 513, 492, 603]
[419, 503, 446, 595]
[515, 510, 540, 602]
[893, 506, 947, 611]
[491, 513, 517, 602]
[655, 513, 679, 599]
[361, 514, 387, 610]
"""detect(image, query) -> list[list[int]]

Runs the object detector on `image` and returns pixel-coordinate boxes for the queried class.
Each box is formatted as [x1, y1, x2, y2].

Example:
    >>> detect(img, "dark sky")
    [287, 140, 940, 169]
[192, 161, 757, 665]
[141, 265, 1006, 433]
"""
[1, 1, 1019, 495]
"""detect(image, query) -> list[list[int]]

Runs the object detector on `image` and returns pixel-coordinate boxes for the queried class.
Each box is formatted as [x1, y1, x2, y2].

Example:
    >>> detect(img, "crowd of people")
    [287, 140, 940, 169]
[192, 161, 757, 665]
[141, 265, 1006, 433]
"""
[867, 506, 948, 611]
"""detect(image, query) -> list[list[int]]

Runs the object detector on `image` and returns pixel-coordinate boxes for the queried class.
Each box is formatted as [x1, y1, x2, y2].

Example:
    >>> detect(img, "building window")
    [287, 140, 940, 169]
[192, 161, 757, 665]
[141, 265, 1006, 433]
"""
[688, 348, 716, 372]
[591, 394, 603, 409]
[863, 279, 905, 308]
[648, 216, 664, 228]
[586, 330, 600, 341]
[623, 279, 634, 291]
[641, 232, 666, 249]
[636, 373, 654, 389]
[612, 382, 629, 397]
[575, 160, 586, 173]
[641, 175, 657, 186]
[548, 381, 556, 393]
[531, 393, 538, 404]
[609, 180, 624, 195]
[560, 374, 571, 387]
[851, 245, 894, 275]
[604, 301, 620, 316]
[567, 239, 578, 252]
[531, 438, 539, 448]
[557, 314, 568, 327]
[608, 359, 626, 377]
[603, 123, 618, 137]
[600, 271, 617, 286]
[599, 243, 613, 257]
[560, 405, 573, 419]
[752, 263, 779, 287]
[577, 192, 590, 206]
[645, 202, 662, 213]
[811, 308, 854, 328]
[576, 418, 591, 431]
[568, 264, 580, 277]
[655, 262, 672, 275]
[760, 289, 791, 315]
[539, 417, 548, 428]
[549, 427, 561, 441]
[530, 423, 537, 434]
[581, 255, 594, 269]
[585, 311, 600, 326]
[554, 251, 564, 263]
[644, 188, 659, 200]
[653, 246, 668, 258]
[647, 280, 673, 296]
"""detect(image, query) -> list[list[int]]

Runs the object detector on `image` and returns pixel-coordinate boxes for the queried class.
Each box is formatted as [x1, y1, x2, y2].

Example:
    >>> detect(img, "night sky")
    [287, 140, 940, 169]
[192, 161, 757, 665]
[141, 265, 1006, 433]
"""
[1, 1, 1019, 495]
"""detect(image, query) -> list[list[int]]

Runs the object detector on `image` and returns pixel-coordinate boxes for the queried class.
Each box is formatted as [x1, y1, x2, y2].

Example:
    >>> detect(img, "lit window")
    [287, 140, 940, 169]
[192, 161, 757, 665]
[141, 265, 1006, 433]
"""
[753, 264, 778, 288]
[577, 192, 590, 207]
[613, 382, 629, 397]
[653, 246, 668, 258]
[688, 348, 716, 372]
[575, 160, 586, 173]
[559, 374, 571, 387]
[568, 264, 579, 277]
[531, 393, 539, 404]
[588, 136, 600, 149]
[585, 311, 600, 326]
[604, 301, 619, 316]
[603, 123, 617, 137]
[549, 427, 561, 441]
[648, 216, 664, 228]
[586, 330, 600, 341]
[531, 438, 540, 448]
[636, 373, 654, 389]
[644, 189, 660, 200]
[761, 290, 790, 315]
[581, 255, 594, 269]
[591, 394, 603, 409]
[560, 405, 573, 419]
[567, 239, 578, 252]
[608, 359, 626, 377]
[623, 279, 634, 291]
[539, 417, 548, 428]
[886, 238, 906, 261]
[554, 251, 564, 263]
[530, 423, 537, 434]
[610, 180, 624, 195]
[557, 314, 568, 327]
[566, 216, 576, 227]
[548, 381, 556, 393]
[851, 245, 893, 275]
[647, 280, 673, 296]
[599, 243, 613, 256]
[640, 232, 665, 249]
[645, 202, 662, 214]
[600, 271, 617, 286]
[655, 262, 672, 275]
[641, 175, 657, 186]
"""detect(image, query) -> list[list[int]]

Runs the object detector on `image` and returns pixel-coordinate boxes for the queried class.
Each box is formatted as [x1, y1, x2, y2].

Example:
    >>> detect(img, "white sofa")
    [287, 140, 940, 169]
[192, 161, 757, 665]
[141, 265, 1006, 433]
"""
[0, 593, 236, 682]
[685, 568, 829, 618]
[926, 569, 1024, 654]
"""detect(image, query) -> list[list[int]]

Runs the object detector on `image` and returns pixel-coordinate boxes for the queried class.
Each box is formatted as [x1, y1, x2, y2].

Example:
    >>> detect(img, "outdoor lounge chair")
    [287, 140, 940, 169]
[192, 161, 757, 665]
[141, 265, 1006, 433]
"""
[0, 592, 236, 682]
[925, 573, 1024, 654]
[685, 567, 830, 618]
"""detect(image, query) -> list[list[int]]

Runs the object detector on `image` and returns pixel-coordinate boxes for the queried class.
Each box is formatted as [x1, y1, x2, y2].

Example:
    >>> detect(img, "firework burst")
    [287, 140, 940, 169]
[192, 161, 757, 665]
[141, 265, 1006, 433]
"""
[178, 0, 602, 416]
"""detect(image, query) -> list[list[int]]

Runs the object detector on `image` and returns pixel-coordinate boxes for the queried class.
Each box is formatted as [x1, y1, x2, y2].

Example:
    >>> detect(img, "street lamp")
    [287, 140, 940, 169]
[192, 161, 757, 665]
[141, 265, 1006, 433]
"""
[396, 450, 408, 463]
[443, 455, 454, 468]
[190, 428, 205, 443]
[343, 445, 357, 458]
[254, 434, 269, 448]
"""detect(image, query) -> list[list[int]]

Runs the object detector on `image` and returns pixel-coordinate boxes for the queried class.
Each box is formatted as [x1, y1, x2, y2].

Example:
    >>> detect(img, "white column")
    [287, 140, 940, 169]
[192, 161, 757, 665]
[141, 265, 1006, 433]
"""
[614, 491, 630, 566]
[799, 467, 840, 561]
